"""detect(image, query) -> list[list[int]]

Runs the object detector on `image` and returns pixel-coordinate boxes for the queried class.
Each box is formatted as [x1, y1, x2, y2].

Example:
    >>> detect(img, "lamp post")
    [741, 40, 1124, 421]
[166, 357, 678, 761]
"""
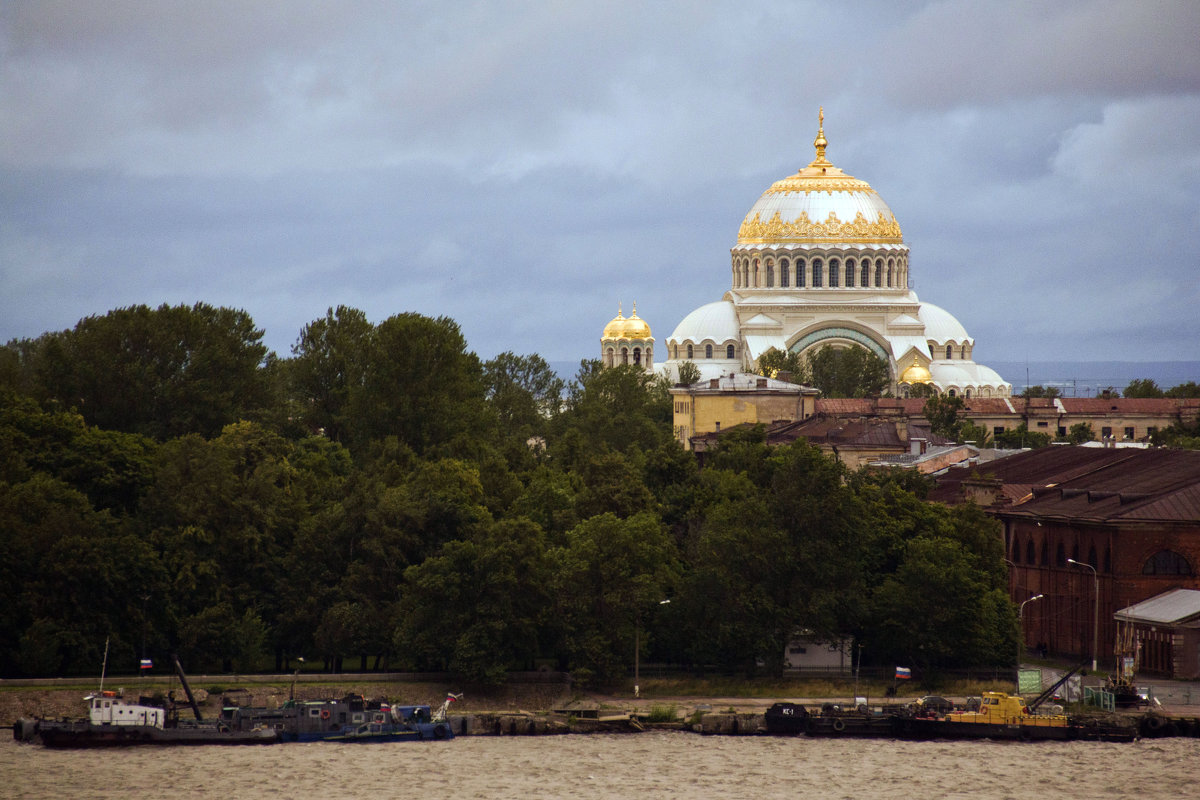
[1067, 558, 1099, 672]
[1017, 594, 1044, 693]
[635, 599, 670, 698]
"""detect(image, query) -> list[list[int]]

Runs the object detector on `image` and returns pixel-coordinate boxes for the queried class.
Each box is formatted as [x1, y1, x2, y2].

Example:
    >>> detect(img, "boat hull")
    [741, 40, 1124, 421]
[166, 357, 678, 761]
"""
[30, 720, 279, 748]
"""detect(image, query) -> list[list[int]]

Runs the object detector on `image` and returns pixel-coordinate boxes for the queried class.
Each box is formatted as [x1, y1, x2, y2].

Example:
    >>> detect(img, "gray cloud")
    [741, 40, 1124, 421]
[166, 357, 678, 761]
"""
[2, 0, 1198, 367]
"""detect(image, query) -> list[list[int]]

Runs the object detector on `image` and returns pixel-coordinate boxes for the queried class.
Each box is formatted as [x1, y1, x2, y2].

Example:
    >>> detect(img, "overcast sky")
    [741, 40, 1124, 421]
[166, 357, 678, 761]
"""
[2, 1, 1198, 373]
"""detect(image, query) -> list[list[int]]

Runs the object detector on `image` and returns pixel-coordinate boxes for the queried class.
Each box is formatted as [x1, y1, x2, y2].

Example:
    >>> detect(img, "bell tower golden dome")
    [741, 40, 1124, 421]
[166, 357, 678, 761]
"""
[600, 302, 654, 371]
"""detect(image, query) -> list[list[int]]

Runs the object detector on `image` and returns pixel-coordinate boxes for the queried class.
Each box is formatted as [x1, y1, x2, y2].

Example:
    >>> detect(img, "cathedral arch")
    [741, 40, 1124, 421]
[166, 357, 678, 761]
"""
[788, 325, 891, 366]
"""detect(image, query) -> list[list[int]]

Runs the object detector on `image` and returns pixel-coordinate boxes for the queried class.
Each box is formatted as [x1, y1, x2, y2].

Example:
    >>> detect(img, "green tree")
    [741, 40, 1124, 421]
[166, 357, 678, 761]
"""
[1165, 381, 1200, 398]
[755, 348, 807, 382]
[1065, 422, 1096, 444]
[33, 303, 272, 439]
[482, 352, 564, 435]
[923, 394, 965, 440]
[395, 518, 553, 683]
[550, 512, 681, 682]
[1124, 378, 1164, 398]
[806, 345, 889, 398]
[289, 305, 374, 444]
[349, 313, 488, 456]
[1021, 385, 1061, 399]
[674, 360, 701, 385]
[958, 420, 993, 447]
[995, 424, 1051, 449]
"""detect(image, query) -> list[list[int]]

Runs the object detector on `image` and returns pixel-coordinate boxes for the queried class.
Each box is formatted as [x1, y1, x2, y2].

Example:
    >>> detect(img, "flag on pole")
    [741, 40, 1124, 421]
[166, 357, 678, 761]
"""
[895, 666, 911, 680]
[139, 658, 153, 670]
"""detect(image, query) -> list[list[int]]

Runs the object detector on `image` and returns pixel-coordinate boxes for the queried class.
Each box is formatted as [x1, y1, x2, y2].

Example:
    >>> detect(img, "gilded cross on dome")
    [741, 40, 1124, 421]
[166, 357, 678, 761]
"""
[811, 106, 830, 167]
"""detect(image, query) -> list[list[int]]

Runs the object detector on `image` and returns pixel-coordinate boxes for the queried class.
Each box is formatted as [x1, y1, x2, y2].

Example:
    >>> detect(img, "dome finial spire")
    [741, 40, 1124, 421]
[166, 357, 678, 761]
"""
[812, 106, 830, 166]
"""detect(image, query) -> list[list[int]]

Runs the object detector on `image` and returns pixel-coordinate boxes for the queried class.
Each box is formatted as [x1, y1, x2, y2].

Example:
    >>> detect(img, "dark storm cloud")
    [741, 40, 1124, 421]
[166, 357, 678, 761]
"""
[2, 1, 1198, 364]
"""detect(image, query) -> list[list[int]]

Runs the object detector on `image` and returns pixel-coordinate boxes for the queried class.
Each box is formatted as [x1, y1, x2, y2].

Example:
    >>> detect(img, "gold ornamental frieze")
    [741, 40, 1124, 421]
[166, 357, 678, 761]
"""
[737, 209, 903, 244]
[764, 175, 874, 194]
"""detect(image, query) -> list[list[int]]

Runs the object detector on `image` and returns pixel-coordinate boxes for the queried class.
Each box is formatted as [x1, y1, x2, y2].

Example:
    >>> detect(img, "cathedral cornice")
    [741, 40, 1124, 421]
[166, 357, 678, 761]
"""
[737, 209, 903, 245]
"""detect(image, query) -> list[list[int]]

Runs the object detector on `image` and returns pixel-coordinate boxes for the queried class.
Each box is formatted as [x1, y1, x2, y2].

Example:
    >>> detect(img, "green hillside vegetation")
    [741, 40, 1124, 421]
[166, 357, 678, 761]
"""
[4, 303, 1017, 685]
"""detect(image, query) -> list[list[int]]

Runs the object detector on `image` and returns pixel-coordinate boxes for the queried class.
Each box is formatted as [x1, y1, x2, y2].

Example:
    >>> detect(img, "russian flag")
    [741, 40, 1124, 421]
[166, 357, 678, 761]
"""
[139, 658, 153, 670]
[895, 666, 911, 680]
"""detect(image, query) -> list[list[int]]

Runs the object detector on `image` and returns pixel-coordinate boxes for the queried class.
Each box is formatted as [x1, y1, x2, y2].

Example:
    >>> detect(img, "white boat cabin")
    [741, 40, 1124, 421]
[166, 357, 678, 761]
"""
[86, 693, 165, 728]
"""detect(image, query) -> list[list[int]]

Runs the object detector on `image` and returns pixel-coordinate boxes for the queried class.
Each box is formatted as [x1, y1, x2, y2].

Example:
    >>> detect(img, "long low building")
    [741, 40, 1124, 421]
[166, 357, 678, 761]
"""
[930, 446, 1200, 675]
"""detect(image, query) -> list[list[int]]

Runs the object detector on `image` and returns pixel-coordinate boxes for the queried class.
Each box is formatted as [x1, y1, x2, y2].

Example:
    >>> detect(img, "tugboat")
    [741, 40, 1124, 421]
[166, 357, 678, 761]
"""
[223, 692, 460, 742]
[14, 652, 278, 748]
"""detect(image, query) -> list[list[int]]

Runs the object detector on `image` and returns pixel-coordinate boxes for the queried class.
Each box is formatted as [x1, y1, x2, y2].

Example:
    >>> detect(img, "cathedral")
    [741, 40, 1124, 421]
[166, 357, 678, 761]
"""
[608, 110, 1011, 399]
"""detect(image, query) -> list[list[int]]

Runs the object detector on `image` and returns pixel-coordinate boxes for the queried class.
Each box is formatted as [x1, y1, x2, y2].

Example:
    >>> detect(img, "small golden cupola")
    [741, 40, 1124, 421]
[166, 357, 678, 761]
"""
[899, 355, 933, 385]
[600, 302, 654, 371]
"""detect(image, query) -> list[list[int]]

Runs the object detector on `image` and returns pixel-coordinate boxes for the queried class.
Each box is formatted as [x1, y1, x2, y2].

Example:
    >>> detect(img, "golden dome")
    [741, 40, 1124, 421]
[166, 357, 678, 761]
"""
[602, 304, 628, 339]
[602, 302, 651, 340]
[899, 355, 932, 384]
[736, 108, 903, 245]
[623, 303, 652, 339]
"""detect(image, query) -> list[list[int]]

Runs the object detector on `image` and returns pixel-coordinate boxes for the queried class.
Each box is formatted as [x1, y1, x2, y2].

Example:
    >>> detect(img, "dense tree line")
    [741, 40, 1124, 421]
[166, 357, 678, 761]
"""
[2, 304, 1017, 683]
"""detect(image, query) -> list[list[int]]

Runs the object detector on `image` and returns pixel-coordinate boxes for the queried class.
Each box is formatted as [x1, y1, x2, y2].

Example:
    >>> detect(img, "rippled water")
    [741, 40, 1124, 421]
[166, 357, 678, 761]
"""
[3, 732, 1196, 799]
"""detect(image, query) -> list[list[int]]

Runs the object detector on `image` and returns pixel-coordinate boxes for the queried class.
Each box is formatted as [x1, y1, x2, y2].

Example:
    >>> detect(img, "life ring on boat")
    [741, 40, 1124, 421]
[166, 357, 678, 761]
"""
[831, 718, 846, 733]
[320, 709, 330, 720]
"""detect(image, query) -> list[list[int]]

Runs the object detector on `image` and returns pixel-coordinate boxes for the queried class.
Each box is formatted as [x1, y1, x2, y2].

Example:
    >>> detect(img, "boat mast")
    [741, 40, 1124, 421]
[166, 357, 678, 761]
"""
[98, 636, 110, 695]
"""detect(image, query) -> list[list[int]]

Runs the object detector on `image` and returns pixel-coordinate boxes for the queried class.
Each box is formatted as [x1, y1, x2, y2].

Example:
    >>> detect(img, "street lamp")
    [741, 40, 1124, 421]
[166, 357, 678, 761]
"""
[1017, 594, 1044, 693]
[634, 600, 671, 698]
[1067, 558, 1099, 672]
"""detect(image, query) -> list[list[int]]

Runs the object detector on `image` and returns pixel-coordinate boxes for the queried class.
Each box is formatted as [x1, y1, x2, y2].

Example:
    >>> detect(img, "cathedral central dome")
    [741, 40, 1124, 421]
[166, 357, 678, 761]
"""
[737, 110, 902, 245]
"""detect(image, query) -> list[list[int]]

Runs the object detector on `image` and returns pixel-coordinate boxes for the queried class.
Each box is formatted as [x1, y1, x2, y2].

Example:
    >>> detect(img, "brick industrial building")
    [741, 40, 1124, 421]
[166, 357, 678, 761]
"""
[930, 447, 1200, 677]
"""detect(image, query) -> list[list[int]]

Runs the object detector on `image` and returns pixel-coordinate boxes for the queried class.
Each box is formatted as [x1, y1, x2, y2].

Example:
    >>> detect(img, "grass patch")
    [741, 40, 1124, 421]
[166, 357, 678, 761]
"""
[644, 704, 680, 723]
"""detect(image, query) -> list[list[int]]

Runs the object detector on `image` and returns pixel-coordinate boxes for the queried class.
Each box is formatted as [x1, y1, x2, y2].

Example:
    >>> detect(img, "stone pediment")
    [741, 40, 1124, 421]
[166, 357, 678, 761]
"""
[743, 313, 781, 329]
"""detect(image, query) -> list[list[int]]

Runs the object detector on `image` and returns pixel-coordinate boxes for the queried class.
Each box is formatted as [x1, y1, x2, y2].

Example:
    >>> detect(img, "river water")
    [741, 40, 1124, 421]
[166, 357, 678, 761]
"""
[2, 731, 1195, 799]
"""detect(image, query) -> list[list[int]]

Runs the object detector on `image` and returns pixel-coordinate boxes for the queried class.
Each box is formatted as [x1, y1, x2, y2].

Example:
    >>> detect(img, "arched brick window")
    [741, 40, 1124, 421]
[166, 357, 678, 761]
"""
[1143, 550, 1192, 575]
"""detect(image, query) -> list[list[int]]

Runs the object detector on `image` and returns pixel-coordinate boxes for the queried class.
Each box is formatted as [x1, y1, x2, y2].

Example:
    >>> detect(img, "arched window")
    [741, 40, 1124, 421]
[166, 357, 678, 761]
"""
[1026, 539, 1036, 564]
[753, 259, 760, 287]
[846, 259, 855, 287]
[946, 345, 953, 359]
[633, 347, 642, 366]
[605, 348, 614, 367]
[829, 259, 840, 287]
[1056, 543, 1066, 568]
[726, 344, 735, 359]
[875, 260, 883, 286]
[861, 262, 870, 287]
[965, 389, 972, 398]
[812, 259, 823, 287]
[686, 344, 694, 359]
[797, 259, 806, 287]
[742, 261, 749, 287]
[705, 344, 713, 359]
[1143, 550, 1192, 575]
[781, 258, 790, 287]
[887, 260, 894, 287]
[948, 389, 956, 397]
[621, 347, 629, 365]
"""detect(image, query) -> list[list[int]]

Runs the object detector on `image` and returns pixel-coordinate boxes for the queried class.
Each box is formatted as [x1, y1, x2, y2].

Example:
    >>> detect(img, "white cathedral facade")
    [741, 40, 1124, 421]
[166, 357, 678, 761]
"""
[638, 111, 1010, 399]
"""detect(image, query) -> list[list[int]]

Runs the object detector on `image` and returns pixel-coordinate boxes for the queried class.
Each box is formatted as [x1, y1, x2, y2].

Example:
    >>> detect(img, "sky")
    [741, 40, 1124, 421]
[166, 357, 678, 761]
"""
[2, 0, 1199, 372]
